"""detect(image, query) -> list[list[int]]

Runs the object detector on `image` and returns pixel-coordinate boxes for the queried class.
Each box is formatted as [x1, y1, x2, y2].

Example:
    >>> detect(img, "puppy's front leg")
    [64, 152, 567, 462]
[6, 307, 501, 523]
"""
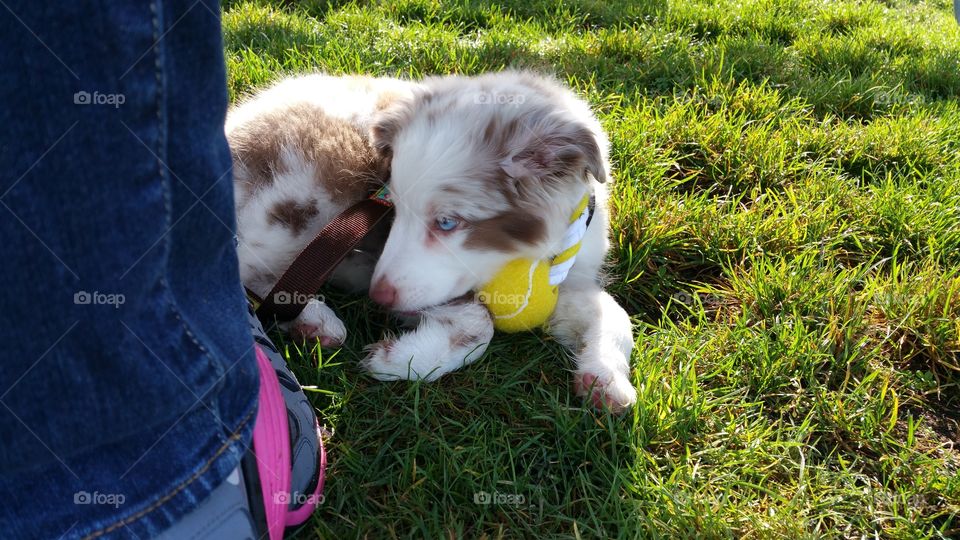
[362, 302, 494, 382]
[549, 277, 638, 412]
[277, 297, 348, 346]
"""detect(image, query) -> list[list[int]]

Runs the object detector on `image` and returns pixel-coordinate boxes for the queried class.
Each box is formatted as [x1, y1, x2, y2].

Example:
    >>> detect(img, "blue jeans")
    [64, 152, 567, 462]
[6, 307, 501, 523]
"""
[0, 1, 258, 538]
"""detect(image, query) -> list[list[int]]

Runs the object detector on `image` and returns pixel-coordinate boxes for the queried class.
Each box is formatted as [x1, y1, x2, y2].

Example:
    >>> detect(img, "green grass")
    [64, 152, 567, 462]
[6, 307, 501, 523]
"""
[221, 0, 960, 537]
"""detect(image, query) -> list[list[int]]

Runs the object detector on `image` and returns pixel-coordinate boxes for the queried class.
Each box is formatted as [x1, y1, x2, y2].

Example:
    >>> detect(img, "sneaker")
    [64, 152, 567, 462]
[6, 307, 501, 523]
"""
[155, 303, 326, 540]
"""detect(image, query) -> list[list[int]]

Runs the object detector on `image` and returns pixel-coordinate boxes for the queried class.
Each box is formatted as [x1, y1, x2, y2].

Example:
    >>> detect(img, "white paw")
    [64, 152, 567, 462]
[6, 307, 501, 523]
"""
[360, 336, 466, 382]
[361, 302, 493, 382]
[361, 338, 417, 381]
[573, 366, 637, 413]
[280, 299, 347, 346]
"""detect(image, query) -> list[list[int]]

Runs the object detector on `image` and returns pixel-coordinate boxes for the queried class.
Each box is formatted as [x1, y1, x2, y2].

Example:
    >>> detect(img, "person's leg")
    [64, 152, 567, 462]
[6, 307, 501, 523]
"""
[157, 308, 326, 540]
[0, 1, 320, 538]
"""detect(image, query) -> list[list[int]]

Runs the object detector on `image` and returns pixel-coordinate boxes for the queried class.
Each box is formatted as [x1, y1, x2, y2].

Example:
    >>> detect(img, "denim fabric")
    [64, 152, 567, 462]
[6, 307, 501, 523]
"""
[0, 1, 258, 538]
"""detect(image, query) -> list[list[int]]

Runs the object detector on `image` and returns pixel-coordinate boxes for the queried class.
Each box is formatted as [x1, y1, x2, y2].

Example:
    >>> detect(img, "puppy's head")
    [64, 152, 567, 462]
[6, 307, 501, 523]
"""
[368, 72, 609, 312]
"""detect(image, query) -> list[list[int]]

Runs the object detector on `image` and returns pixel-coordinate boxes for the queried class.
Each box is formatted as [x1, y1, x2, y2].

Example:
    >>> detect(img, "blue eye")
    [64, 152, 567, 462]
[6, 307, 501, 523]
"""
[435, 216, 460, 232]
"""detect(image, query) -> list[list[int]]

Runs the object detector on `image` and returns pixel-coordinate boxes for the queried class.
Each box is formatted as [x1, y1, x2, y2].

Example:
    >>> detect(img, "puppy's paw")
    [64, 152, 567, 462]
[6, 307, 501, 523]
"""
[362, 303, 494, 383]
[360, 337, 422, 381]
[282, 299, 347, 346]
[573, 368, 637, 413]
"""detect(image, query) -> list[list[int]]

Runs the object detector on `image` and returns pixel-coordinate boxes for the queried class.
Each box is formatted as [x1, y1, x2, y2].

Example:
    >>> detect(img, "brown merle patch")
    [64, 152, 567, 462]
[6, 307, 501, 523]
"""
[480, 116, 523, 158]
[450, 330, 483, 349]
[228, 102, 388, 204]
[464, 208, 546, 251]
[269, 198, 320, 236]
[229, 117, 286, 195]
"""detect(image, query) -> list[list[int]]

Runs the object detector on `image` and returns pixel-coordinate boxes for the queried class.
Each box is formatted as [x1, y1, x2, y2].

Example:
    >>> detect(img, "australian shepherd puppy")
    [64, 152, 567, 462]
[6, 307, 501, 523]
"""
[227, 71, 637, 411]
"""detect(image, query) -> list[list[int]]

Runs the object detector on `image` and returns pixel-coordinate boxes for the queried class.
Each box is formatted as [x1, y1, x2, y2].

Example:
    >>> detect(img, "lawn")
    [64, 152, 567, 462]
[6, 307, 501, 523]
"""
[221, 0, 960, 537]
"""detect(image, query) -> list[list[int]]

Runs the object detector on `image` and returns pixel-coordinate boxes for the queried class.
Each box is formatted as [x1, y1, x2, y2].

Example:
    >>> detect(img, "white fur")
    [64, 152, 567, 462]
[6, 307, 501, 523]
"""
[362, 302, 493, 382]
[277, 298, 347, 345]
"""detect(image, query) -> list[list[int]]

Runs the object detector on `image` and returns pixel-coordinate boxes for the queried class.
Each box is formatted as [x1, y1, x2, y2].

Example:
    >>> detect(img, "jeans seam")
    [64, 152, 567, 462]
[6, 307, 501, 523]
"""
[80, 404, 257, 540]
[149, 0, 226, 390]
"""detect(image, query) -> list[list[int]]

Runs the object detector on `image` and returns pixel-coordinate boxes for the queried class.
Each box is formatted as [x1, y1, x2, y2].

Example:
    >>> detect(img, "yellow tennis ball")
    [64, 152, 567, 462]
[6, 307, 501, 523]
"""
[478, 258, 559, 333]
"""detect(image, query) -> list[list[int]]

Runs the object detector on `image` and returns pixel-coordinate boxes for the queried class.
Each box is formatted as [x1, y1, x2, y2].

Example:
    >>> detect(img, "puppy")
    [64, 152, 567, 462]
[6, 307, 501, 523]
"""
[227, 72, 637, 411]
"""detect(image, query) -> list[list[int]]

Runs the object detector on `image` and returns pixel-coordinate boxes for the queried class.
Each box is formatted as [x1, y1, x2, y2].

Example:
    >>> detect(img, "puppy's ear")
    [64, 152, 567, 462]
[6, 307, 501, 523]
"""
[370, 89, 428, 155]
[370, 107, 406, 155]
[501, 116, 606, 184]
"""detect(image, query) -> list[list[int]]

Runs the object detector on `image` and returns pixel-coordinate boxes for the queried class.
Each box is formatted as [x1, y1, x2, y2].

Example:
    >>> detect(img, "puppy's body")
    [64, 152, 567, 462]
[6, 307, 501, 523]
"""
[228, 72, 637, 410]
[227, 75, 414, 340]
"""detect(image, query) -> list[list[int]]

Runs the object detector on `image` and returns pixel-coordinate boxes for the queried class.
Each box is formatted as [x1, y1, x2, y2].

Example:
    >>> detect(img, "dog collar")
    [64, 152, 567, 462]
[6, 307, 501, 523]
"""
[370, 184, 392, 204]
[547, 190, 595, 286]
